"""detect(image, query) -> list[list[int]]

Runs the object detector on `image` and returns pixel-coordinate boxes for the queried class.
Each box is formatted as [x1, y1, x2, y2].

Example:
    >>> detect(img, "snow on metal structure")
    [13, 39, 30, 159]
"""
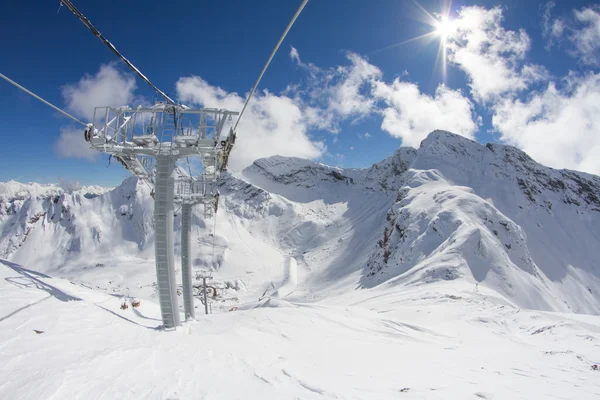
[86, 102, 238, 328]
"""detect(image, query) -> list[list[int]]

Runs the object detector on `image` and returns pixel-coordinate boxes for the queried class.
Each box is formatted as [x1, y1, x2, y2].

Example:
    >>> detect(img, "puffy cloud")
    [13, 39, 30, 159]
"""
[53, 127, 98, 161]
[290, 48, 382, 132]
[447, 6, 547, 103]
[289, 47, 479, 149]
[374, 80, 479, 148]
[55, 64, 138, 162]
[492, 72, 600, 175]
[569, 6, 600, 66]
[289, 47, 478, 149]
[61, 63, 137, 122]
[176, 76, 325, 171]
[328, 53, 382, 118]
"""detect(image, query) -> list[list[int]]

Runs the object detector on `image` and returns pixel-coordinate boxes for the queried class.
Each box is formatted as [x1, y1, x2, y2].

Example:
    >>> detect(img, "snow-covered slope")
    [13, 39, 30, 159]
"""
[2, 130, 600, 399]
[2, 258, 599, 399]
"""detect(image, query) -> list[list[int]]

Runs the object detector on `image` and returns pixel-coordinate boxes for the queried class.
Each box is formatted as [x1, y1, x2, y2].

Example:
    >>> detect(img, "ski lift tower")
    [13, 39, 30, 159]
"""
[174, 177, 220, 321]
[86, 102, 238, 328]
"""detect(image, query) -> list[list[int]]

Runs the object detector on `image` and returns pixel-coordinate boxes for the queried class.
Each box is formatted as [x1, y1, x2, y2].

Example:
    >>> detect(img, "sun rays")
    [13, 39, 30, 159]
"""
[371, 0, 456, 82]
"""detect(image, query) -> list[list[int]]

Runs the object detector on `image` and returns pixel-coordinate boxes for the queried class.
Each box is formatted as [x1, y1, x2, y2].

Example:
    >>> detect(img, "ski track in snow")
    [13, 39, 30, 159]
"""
[1, 258, 600, 399]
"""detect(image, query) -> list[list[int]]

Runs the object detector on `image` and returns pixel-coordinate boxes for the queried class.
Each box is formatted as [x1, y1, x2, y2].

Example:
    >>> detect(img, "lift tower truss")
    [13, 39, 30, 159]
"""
[87, 103, 238, 328]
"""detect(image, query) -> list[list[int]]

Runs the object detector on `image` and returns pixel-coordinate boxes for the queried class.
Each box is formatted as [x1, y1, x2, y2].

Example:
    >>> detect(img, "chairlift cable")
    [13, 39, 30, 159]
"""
[59, 0, 177, 105]
[0, 72, 87, 126]
[234, 0, 309, 130]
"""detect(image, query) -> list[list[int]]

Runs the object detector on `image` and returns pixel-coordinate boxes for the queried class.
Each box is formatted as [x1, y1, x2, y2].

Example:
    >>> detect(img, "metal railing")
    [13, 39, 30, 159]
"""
[92, 104, 238, 148]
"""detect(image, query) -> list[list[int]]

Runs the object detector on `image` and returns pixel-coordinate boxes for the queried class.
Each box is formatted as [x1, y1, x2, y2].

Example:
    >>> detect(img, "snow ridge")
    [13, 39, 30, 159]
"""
[364, 130, 600, 313]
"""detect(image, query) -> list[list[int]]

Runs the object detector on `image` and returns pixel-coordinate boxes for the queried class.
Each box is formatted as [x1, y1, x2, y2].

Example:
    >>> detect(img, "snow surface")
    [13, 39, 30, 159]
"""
[1, 130, 600, 398]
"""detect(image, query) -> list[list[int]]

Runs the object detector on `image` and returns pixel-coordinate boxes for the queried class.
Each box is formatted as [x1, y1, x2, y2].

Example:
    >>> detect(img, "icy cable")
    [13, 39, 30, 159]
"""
[234, 0, 309, 130]
[0, 72, 87, 126]
[60, 0, 177, 105]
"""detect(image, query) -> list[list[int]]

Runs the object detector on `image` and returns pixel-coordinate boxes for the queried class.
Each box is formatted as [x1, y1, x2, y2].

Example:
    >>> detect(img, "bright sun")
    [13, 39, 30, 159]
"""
[435, 17, 454, 41]
[370, 2, 456, 83]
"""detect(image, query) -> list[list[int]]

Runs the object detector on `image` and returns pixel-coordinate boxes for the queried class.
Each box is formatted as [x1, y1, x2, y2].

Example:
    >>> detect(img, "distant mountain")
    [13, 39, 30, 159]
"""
[1, 130, 599, 314]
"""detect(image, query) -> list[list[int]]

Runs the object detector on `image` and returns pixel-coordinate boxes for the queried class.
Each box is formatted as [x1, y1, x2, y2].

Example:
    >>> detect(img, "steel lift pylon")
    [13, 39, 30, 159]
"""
[86, 103, 237, 328]
[175, 178, 219, 321]
[1, 0, 307, 330]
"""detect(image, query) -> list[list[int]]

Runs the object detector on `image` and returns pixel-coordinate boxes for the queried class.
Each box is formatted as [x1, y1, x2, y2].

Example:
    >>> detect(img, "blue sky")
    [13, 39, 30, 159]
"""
[1, 0, 599, 186]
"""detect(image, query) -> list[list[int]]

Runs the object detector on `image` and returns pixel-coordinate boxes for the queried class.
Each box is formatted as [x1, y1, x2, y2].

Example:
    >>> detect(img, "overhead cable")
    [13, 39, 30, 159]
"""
[234, 0, 309, 130]
[0, 72, 87, 126]
[60, 0, 177, 105]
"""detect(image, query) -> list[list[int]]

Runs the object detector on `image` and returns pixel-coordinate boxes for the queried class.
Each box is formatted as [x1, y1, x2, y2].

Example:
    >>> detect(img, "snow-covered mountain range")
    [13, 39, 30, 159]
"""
[3, 130, 600, 399]
[1, 130, 599, 314]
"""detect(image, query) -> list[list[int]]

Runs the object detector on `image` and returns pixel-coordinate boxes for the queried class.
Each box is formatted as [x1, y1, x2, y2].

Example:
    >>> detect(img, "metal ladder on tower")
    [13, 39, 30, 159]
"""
[153, 156, 180, 327]
[159, 107, 178, 153]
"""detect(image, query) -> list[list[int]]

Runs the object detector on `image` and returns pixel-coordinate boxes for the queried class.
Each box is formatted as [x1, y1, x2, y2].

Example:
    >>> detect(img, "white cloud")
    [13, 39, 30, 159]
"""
[374, 80, 479, 148]
[176, 76, 325, 171]
[446, 5, 600, 175]
[447, 6, 547, 103]
[447, 5, 600, 175]
[289, 46, 318, 73]
[541, 2, 565, 49]
[55, 64, 138, 162]
[569, 7, 600, 66]
[289, 47, 479, 149]
[290, 49, 382, 132]
[54, 127, 98, 161]
[328, 53, 382, 118]
[540, 4, 600, 65]
[492, 72, 600, 175]
[61, 63, 137, 122]
[289, 46, 301, 64]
